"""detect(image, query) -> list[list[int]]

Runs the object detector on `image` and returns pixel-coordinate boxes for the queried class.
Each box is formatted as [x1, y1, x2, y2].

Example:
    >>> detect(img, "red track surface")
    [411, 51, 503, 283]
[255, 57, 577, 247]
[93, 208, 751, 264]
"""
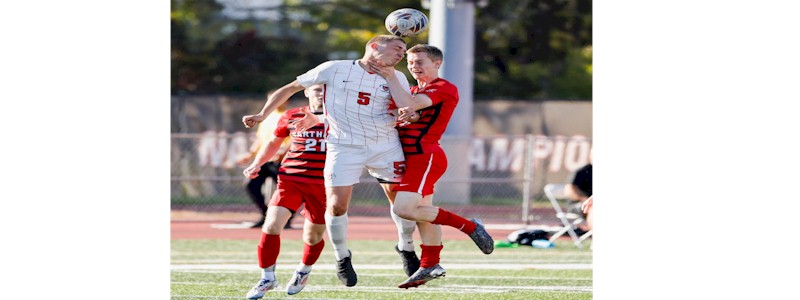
[171, 216, 521, 241]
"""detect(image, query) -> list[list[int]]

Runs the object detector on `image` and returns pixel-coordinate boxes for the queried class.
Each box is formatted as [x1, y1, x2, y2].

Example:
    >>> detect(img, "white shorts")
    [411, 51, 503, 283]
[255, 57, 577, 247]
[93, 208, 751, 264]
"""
[324, 142, 406, 187]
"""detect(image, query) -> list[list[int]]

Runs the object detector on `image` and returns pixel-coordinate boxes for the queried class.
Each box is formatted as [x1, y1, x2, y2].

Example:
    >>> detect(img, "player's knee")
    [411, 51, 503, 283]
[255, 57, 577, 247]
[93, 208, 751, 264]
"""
[304, 232, 324, 245]
[328, 204, 348, 216]
[263, 223, 283, 235]
[392, 205, 415, 220]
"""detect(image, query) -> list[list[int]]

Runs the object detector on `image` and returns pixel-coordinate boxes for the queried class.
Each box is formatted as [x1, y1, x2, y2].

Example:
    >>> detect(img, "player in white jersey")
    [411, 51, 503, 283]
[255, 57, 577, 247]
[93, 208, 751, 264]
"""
[242, 35, 421, 287]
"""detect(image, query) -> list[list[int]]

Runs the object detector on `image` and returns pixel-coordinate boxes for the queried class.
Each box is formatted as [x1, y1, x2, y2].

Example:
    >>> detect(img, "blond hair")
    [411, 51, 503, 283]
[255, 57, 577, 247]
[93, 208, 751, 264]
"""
[366, 35, 407, 47]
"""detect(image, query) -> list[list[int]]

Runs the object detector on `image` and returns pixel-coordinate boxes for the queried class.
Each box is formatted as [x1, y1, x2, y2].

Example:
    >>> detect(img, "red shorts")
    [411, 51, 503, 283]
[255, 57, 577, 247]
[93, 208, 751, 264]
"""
[268, 179, 327, 224]
[392, 149, 447, 196]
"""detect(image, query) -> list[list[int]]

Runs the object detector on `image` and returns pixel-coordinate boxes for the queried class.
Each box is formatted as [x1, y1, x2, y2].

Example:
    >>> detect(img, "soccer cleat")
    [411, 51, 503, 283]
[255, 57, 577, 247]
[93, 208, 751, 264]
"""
[335, 250, 358, 287]
[468, 218, 494, 254]
[245, 278, 278, 300]
[397, 264, 446, 289]
[394, 244, 420, 276]
[286, 270, 310, 295]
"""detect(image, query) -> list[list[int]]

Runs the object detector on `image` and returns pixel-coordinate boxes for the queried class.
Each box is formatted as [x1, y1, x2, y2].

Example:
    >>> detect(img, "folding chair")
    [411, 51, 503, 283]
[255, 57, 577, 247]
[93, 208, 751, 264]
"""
[543, 183, 593, 248]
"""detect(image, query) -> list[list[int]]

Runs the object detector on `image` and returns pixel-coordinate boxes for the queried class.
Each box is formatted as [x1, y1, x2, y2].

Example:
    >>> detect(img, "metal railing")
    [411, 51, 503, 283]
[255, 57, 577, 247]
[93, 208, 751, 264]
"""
[171, 132, 591, 224]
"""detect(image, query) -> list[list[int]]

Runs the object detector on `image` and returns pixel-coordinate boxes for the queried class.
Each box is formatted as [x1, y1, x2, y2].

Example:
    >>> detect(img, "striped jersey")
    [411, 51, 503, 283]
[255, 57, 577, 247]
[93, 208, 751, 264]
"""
[274, 107, 326, 184]
[296, 60, 411, 145]
[398, 78, 459, 155]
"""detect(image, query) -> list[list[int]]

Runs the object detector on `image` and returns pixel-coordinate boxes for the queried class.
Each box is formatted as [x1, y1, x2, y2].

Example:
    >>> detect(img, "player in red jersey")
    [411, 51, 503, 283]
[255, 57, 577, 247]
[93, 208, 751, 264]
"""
[369, 44, 495, 288]
[242, 84, 327, 299]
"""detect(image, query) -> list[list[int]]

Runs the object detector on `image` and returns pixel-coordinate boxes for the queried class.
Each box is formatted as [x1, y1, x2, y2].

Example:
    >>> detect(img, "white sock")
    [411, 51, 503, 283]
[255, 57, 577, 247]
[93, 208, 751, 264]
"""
[325, 213, 350, 260]
[261, 264, 276, 281]
[297, 263, 313, 273]
[390, 206, 416, 252]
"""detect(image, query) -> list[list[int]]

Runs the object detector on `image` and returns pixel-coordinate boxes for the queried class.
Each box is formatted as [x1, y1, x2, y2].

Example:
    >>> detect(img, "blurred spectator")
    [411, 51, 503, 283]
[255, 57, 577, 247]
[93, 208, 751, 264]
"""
[563, 149, 592, 231]
[237, 98, 293, 228]
[581, 195, 593, 230]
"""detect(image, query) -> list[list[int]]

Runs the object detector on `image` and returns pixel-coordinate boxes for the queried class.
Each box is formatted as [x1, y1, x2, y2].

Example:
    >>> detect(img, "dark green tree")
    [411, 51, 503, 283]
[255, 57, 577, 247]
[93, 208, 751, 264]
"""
[171, 0, 592, 100]
[474, 0, 592, 99]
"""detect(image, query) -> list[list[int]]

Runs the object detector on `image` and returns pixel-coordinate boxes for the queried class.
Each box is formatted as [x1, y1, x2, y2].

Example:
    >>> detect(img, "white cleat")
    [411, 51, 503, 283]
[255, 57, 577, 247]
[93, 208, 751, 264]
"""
[245, 278, 278, 299]
[286, 270, 311, 295]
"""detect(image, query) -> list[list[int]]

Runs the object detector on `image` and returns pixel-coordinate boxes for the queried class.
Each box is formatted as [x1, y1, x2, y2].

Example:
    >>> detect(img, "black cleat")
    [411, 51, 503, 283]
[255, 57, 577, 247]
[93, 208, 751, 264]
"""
[468, 218, 494, 254]
[335, 250, 358, 287]
[394, 244, 420, 276]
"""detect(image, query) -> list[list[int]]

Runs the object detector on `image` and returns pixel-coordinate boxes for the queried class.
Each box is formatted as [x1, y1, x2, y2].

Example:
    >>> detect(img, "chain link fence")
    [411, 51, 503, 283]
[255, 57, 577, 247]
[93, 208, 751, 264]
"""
[171, 132, 591, 224]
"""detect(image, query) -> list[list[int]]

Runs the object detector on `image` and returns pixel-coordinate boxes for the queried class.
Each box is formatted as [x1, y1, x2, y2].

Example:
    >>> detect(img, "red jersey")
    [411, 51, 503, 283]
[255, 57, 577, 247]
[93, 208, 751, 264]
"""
[274, 107, 326, 184]
[398, 78, 459, 155]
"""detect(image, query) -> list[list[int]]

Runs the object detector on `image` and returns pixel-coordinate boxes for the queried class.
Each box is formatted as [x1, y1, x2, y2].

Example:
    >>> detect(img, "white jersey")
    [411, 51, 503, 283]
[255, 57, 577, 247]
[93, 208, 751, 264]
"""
[297, 60, 411, 145]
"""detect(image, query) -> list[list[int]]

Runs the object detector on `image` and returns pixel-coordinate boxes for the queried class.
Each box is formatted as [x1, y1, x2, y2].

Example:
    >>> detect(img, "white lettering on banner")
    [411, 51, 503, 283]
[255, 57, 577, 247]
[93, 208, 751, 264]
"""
[532, 135, 552, 171]
[469, 139, 486, 171]
[197, 131, 250, 169]
[469, 135, 591, 173]
[563, 136, 591, 171]
[195, 133, 591, 172]
[487, 138, 526, 172]
[197, 131, 227, 167]
[549, 137, 566, 173]
[227, 133, 249, 168]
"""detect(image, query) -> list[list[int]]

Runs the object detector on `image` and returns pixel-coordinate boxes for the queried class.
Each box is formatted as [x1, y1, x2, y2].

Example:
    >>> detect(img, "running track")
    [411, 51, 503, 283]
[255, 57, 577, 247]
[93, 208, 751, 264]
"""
[171, 216, 524, 241]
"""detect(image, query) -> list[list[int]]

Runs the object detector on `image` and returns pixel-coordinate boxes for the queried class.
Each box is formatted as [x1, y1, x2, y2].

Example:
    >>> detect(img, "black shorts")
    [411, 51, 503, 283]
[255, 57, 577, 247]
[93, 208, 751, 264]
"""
[259, 161, 281, 181]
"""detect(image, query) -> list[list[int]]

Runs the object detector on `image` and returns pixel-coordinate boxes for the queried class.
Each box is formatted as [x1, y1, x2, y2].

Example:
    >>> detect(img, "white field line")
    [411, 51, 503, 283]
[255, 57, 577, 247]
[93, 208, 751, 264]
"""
[172, 284, 591, 294]
[208, 223, 559, 230]
[171, 263, 591, 271]
[484, 224, 566, 231]
[171, 250, 592, 256]
[171, 259, 591, 265]
[173, 273, 591, 281]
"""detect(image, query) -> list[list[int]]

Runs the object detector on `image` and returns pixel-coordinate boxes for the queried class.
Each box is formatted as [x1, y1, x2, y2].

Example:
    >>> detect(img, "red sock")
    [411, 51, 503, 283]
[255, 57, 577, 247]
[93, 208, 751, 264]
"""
[419, 244, 443, 268]
[431, 208, 476, 234]
[302, 240, 325, 265]
[257, 233, 280, 268]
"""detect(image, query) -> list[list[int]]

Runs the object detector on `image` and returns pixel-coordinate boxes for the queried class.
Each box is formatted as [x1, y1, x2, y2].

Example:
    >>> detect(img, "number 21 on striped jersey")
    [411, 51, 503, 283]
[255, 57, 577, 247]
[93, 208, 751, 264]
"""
[304, 138, 326, 152]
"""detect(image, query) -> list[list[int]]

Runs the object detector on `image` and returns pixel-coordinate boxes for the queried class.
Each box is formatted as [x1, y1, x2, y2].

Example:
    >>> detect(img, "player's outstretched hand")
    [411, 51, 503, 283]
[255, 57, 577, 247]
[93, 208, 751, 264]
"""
[243, 164, 261, 179]
[368, 60, 396, 79]
[242, 114, 265, 128]
[292, 107, 316, 132]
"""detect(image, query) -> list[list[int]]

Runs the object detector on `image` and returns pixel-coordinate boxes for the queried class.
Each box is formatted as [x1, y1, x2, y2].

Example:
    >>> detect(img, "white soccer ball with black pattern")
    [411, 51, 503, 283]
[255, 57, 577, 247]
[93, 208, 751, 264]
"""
[384, 8, 429, 37]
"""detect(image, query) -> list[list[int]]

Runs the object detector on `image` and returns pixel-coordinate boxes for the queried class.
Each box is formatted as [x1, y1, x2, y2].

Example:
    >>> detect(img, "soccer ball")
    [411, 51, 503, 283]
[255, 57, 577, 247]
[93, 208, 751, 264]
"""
[384, 8, 429, 37]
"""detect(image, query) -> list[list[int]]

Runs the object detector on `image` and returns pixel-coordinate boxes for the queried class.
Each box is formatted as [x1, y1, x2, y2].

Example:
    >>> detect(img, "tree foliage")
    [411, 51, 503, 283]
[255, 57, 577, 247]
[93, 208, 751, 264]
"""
[171, 0, 591, 100]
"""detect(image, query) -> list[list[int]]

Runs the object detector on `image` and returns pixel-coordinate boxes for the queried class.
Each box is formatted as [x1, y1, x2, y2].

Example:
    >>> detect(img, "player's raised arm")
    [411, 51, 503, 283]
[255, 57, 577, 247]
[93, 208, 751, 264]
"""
[368, 62, 431, 112]
[242, 80, 306, 128]
[243, 133, 288, 179]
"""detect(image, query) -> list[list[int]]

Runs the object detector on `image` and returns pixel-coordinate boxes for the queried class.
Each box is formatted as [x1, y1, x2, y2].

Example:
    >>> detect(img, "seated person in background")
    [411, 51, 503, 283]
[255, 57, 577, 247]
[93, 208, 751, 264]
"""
[563, 150, 592, 231]
[564, 162, 592, 204]
[581, 195, 593, 230]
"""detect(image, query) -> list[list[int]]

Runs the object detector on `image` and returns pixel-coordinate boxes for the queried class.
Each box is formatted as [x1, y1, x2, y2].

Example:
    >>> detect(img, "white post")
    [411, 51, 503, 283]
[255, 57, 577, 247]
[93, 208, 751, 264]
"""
[426, 0, 475, 204]
[522, 134, 534, 224]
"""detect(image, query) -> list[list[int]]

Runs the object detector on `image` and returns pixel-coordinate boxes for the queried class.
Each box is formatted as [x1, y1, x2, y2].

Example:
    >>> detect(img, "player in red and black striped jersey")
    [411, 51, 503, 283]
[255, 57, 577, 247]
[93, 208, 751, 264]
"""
[370, 44, 495, 289]
[242, 84, 327, 298]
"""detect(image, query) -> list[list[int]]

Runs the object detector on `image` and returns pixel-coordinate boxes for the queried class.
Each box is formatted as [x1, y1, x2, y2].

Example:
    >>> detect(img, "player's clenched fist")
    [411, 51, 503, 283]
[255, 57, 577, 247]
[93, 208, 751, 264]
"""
[242, 114, 265, 128]
[243, 165, 261, 179]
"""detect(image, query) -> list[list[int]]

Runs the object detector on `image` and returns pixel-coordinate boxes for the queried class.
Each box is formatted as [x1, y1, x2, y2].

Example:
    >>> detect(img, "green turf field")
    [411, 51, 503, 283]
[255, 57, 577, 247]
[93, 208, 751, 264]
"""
[171, 239, 592, 299]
